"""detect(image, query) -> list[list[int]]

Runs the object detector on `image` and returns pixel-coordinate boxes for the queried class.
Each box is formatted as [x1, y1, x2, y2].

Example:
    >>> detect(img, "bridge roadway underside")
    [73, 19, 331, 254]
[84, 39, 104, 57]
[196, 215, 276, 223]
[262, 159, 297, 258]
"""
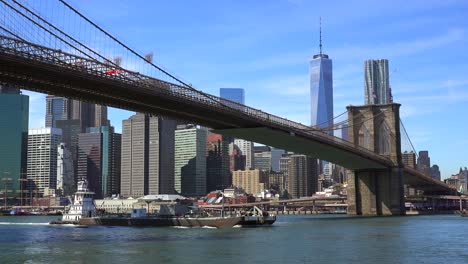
[0, 48, 390, 171]
[403, 168, 458, 195]
[0, 51, 260, 130]
[214, 128, 386, 170]
[0, 43, 457, 196]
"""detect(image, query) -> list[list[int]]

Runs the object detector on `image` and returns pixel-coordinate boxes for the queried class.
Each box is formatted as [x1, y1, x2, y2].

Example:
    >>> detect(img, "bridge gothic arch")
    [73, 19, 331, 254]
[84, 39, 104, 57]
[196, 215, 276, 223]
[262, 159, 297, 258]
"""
[357, 124, 371, 150]
[376, 120, 391, 156]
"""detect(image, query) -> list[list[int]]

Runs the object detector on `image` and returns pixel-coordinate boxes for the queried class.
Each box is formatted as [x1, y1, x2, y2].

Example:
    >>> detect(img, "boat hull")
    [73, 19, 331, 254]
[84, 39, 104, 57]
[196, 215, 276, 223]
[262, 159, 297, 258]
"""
[79, 216, 242, 228]
[240, 215, 276, 226]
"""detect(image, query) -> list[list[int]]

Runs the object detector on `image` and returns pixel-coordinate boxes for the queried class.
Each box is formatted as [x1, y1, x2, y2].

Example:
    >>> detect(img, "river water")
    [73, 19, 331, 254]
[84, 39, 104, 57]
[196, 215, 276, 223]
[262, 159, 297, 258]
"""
[0, 214, 466, 264]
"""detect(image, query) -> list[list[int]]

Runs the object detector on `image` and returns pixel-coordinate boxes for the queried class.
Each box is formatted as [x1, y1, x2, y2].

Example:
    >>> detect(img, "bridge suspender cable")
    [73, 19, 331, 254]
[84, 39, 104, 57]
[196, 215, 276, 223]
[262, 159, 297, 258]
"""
[310, 110, 348, 129]
[0, 0, 109, 68]
[400, 120, 418, 158]
[57, 0, 225, 107]
[7, 0, 117, 67]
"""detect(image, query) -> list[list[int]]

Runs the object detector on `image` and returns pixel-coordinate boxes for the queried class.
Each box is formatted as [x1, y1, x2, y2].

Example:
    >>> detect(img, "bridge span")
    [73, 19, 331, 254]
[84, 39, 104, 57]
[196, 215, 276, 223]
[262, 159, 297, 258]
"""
[0, 0, 458, 216]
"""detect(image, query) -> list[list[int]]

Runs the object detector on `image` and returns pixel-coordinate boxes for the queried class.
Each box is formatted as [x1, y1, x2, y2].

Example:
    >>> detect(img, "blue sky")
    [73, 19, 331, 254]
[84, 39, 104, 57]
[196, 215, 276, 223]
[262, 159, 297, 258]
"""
[22, 0, 468, 179]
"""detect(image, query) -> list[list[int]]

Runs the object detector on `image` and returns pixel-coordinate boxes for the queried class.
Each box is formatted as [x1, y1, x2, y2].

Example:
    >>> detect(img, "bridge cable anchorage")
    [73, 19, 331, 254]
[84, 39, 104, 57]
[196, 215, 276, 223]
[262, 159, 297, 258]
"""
[57, 0, 232, 109]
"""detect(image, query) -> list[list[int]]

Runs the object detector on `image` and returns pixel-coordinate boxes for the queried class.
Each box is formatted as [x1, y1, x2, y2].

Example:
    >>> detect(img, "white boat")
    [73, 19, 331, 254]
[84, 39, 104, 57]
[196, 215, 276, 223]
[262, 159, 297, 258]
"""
[50, 180, 95, 225]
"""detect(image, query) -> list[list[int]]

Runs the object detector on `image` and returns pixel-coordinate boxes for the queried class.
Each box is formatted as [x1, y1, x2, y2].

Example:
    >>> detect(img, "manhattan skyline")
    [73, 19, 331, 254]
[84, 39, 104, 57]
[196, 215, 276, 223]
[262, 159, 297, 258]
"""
[20, 0, 468, 179]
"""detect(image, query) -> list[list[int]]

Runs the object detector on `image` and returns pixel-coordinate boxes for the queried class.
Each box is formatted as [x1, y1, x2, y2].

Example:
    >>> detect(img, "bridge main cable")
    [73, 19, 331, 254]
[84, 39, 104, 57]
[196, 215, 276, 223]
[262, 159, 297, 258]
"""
[57, 0, 224, 106]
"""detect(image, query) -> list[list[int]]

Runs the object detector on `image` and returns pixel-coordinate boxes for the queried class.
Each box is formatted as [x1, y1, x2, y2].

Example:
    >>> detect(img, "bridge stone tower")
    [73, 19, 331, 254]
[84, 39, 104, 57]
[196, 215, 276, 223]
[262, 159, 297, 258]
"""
[346, 103, 405, 216]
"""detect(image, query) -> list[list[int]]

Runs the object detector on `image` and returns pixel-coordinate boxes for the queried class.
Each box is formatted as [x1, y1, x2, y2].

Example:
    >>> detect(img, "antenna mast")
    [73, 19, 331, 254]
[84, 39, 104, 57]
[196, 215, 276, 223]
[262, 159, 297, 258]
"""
[319, 17, 322, 56]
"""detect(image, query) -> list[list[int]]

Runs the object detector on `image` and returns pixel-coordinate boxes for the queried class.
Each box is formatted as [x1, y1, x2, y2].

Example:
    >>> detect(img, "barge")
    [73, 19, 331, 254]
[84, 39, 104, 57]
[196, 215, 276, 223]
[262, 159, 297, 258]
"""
[50, 180, 241, 228]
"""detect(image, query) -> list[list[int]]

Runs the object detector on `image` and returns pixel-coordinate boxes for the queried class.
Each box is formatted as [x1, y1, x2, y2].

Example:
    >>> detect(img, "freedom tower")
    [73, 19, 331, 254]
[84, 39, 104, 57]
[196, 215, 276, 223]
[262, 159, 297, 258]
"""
[310, 19, 333, 134]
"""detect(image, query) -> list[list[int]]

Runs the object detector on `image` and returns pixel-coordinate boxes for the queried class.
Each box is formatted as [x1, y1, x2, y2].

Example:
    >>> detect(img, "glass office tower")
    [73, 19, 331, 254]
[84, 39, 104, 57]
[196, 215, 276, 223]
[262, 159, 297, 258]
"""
[219, 88, 254, 169]
[364, 59, 391, 105]
[220, 88, 245, 104]
[0, 88, 28, 203]
[310, 53, 333, 133]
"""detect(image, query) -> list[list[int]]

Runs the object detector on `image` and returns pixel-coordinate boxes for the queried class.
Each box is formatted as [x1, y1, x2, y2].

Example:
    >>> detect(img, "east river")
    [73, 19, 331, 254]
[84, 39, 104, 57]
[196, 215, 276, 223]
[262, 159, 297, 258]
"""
[0, 214, 467, 264]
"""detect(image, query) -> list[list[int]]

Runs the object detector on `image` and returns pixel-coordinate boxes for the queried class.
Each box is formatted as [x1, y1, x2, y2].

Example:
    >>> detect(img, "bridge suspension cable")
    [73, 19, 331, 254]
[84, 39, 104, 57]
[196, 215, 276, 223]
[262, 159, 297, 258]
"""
[0, 0, 400, 164]
[57, 0, 231, 108]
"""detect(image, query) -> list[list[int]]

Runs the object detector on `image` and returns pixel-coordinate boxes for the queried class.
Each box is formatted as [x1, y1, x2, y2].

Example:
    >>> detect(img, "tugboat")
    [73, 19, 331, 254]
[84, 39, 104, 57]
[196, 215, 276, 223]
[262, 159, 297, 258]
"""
[51, 180, 242, 228]
[239, 206, 276, 226]
[49, 179, 95, 226]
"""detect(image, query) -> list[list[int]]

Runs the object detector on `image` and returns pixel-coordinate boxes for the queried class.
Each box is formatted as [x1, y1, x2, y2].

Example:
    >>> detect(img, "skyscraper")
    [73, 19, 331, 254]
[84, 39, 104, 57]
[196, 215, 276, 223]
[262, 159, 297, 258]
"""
[270, 147, 285, 172]
[364, 59, 392, 105]
[72, 100, 95, 130]
[254, 151, 272, 172]
[206, 133, 231, 192]
[310, 19, 333, 175]
[417, 150, 431, 176]
[219, 88, 255, 169]
[310, 20, 333, 131]
[229, 145, 246, 172]
[27, 128, 62, 196]
[232, 169, 268, 195]
[220, 88, 245, 104]
[71, 100, 109, 131]
[430, 165, 441, 181]
[77, 126, 121, 198]
[174, 125, 207, 197]
[57, 143, 74, 196]
[288, 155, 318, 198]
[120, 113, 176, 197]
[0, 87, 28, 203]
[402, 151, 417, 169]
[56, 119, 81, 188]
[234, 138, 254, 169]
[45, 95, 73, 128]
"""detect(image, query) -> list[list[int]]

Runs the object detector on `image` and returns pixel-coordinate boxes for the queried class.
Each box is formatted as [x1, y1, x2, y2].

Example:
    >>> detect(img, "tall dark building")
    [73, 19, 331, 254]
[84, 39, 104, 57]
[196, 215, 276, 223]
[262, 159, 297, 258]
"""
[206, 133, 231, 192]
[402, 151, 417, 169]
[77, 126, 121, 198]
[430, 165, 441, 181]
[46, 96, 109, 194]
[45, 96, 73, 128]
[417, 150, 431, 176]
[109, 133, 122, 196]
[56, 119, 81, 189]
[0, 86, 28, 203]
[120, 113, 176, 197]
[288, 155, 318, 198]
[77, 131, 102, 198]
[71, 100, 109, 131]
